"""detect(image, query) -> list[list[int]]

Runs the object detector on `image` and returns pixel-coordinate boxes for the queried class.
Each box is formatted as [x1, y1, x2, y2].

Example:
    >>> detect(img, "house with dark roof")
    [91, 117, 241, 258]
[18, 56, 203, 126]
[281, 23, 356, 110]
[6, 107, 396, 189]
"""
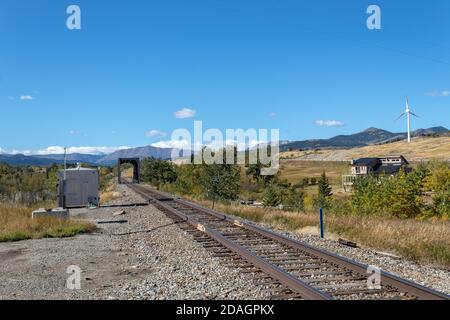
[343, 155, 410, 191]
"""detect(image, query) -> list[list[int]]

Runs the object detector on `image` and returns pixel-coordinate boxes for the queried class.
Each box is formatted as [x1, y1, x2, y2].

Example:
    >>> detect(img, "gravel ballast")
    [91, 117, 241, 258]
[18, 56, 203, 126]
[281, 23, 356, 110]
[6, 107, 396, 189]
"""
[0, 185, 273, 300]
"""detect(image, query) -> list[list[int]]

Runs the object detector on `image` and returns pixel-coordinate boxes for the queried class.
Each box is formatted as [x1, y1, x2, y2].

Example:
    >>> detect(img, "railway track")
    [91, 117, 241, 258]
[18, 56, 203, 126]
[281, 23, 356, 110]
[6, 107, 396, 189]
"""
[125, 182, 449, 300]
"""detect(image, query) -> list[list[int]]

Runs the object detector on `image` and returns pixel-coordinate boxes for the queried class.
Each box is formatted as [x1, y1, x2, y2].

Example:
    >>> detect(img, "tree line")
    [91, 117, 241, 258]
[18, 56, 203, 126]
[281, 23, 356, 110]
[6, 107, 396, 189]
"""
[0, 163, 114, 206]
[140, 155, 449, 219]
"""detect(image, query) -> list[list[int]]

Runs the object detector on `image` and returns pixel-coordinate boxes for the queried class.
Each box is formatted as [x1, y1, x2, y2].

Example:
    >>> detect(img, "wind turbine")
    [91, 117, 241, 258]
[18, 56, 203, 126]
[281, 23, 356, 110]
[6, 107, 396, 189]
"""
[396, 96, 419, 143]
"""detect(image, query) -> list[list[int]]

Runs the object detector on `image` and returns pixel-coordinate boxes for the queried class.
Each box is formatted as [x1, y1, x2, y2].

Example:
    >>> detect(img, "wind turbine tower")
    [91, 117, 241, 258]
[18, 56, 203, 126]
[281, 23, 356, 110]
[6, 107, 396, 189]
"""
[396, 96, 419, 143]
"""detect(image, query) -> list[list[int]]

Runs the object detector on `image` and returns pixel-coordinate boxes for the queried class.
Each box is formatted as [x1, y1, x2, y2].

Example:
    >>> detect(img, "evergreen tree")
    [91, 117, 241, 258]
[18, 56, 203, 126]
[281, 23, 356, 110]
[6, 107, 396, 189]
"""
[263, 187, 282, 208]
[316, 172, 333, 209]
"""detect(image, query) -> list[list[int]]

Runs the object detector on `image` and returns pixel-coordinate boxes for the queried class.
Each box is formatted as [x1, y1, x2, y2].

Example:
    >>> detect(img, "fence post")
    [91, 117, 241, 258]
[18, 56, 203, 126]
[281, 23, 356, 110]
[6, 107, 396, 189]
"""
[319, 208, 324, 239]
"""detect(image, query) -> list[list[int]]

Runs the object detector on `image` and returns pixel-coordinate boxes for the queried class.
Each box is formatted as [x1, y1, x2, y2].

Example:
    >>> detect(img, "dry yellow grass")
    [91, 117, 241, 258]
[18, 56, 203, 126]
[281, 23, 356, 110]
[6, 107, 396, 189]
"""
[281, 136, 450, 162]
[0, 204, 95, 242]
[278, 161, 348, 185]
[100, 177, 121, 203]
[200, 202, 450, 267]
[100, 190, 121, 203]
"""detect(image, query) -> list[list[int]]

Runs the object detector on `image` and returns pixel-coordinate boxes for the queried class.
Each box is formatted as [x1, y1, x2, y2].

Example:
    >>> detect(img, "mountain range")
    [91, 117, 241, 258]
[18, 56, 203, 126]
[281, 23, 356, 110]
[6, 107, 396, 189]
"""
[279, 126, 449, 151]
[0, 147, 174, 167]
[0, 126, 448, 166]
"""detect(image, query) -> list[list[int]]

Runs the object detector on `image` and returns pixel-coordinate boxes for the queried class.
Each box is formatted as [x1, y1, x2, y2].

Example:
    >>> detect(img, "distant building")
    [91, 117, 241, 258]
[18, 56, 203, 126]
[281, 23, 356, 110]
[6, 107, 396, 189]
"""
[343, 155, 410, 191]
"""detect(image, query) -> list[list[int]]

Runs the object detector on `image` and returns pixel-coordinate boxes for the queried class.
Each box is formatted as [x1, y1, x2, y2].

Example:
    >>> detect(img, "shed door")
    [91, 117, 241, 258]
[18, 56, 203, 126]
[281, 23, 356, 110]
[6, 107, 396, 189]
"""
[65, 178, 79, 206]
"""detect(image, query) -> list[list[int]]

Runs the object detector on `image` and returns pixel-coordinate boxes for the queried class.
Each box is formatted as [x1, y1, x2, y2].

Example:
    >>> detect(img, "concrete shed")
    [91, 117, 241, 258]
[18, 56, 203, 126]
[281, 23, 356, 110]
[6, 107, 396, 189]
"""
[57, 166, 99, 208]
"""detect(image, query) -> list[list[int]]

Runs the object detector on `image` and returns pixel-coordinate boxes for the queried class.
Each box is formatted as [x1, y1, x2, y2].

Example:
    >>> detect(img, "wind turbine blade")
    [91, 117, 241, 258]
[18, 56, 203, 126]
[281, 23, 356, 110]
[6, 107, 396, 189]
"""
[395, 113, 406, 121]
[410, 112, 420, 118]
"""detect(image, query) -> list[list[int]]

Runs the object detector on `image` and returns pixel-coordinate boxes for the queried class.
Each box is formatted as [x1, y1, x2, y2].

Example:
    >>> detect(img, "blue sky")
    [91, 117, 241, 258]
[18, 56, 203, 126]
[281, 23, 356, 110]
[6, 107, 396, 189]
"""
[1, 0, 449, 154]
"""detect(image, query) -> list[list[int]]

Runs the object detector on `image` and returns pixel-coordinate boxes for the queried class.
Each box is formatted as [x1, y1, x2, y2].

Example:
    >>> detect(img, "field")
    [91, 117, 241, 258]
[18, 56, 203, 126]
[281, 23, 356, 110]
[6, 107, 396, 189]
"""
[281, 136, 450, 162]
[278, 160, 348, 194]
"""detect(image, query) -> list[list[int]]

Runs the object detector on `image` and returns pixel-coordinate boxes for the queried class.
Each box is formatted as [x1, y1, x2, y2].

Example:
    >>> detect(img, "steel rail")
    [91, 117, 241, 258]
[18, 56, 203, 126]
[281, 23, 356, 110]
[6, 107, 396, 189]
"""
[127, 183, 450, 301]
[173, 196, 450, 300]
[127, 183, 332, 300]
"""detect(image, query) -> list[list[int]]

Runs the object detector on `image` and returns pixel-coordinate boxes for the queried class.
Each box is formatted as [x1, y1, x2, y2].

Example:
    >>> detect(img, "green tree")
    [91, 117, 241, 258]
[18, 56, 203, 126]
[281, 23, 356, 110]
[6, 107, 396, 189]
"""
[140, 157, 177, 187]
[245, 160, 275, 186]
[389, 168, 424, 218]
[316, 172, 333, 209]
[351, 166, 428, 218]
[283, 187, 305, 212]
[352, 174, 388, 215]
[263, 187, 282, 208]
[424, 160, 450, 217]
[174, 164, 204, 197]
[200, 162, 240, 208]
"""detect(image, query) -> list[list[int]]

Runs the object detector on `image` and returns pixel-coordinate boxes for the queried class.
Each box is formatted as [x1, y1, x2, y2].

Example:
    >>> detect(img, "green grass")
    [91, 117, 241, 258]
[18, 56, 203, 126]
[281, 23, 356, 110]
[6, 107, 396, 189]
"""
[0, 204, 96, 242]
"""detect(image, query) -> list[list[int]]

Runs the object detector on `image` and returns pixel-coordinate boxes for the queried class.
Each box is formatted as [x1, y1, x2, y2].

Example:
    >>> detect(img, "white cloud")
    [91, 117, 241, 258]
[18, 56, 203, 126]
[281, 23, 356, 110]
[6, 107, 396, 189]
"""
[145, 130, 167, 138]
[0, 147, 4, 154]
[20, 95, 33, 101]
[425, 90, 450, 97]
[10, 149, 31, 155]
[315, 120, 345, 127]
[152, 139, 191, 149]
[4, 146, 131, 155]
[174, 108, 196, 119]
[151, 139, 269, 152]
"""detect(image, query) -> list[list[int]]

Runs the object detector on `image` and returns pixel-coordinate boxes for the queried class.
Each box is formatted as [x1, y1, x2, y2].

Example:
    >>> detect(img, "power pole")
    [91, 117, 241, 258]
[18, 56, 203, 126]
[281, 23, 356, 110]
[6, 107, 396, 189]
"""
[63, 147, 67, 208]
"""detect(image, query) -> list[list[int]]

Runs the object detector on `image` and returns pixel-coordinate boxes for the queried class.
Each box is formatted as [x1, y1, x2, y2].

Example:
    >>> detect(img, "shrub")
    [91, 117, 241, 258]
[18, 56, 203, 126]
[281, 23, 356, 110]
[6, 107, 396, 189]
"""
[140, 157, 178, 187]
[263, 187, 282, 207]
[282, 187, 305, 212]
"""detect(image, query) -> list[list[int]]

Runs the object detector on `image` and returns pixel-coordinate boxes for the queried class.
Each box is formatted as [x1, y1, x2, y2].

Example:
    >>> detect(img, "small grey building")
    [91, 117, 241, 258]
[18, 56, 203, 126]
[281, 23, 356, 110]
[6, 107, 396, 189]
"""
[57, 166, 99, 208]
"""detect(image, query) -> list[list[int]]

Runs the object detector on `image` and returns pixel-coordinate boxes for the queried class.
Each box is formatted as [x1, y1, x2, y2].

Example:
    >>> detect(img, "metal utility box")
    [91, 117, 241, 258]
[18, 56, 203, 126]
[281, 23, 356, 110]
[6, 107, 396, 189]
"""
[57, 167, 99, 208]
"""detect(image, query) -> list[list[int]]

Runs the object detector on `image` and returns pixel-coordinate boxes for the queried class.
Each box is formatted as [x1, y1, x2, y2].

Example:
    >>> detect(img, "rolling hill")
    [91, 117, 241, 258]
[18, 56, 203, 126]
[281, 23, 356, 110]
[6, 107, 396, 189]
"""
[281, 136, 450, 162]
[280, 126, 449, 151]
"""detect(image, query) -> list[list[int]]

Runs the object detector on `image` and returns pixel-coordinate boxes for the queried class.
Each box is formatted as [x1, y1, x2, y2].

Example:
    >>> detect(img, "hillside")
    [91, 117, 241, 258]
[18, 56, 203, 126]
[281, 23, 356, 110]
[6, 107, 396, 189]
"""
[280, 126, 449, 151]
[0, 154, 68, 166]
[34, 153, 104, 163]
[281, 136, 450, 162]
[96, 146, 175, 166]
